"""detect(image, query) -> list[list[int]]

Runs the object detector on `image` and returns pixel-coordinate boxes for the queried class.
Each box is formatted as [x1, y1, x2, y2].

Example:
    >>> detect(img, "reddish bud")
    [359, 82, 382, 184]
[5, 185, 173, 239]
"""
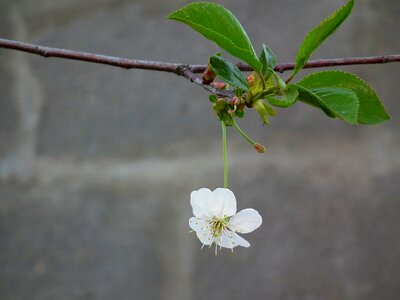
[231, 96, 240, 106]
[247, 74, 255, 86]
[202, 67, 216, 84]
[254, 143, 266, 153]
[210, 81, 226, 89]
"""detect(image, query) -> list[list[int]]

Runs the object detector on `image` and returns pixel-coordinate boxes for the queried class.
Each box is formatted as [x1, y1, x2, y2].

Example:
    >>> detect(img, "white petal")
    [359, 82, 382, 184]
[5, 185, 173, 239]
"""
[189, 217, 214, 246]
[215, 230, 250, 248]
[208, 188, 237, 219]
[228, 208, 262, 233]
[190, 188, 214, 220]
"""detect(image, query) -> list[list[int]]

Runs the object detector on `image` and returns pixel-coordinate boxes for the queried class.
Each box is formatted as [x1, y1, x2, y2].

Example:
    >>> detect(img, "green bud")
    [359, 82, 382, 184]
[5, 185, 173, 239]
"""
[221, 112, 233, 126]
[213, 98, 227, 117]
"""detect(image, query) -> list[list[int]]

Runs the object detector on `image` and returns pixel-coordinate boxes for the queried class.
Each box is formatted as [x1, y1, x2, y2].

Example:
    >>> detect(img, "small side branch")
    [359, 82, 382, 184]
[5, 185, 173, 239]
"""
[177, 66, 234, 97]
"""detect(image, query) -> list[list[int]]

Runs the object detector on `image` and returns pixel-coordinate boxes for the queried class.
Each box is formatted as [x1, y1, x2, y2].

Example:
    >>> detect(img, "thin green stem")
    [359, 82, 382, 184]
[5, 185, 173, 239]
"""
[231, 118, 257, 146]
[256, 70, 266, 90]
[253, 87, 279, 100]
[285, 73, 295, 84]
[221, 120, 228, 189]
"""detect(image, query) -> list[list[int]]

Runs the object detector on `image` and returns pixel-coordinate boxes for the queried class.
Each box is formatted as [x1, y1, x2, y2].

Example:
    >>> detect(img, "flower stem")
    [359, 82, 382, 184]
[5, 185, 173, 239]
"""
[231, 118, 266, 153]
[256, 70, 266, 90]
[221, 120, 228, 189]
[231, 118, 257, 146]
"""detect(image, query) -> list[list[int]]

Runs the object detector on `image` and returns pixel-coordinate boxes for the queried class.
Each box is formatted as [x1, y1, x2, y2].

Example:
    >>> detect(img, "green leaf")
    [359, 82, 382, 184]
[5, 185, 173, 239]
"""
[259, 44, 276, 79]
[271, 71, 287, 91]
[312, 87, 359, 124]
[209, 94, 217, 103]
[291, 0, 354, 78]
[295, 84, 335, 117]
[209, 55, 249, 91]
[167, 2, 262, 71]
[266, 84, 299, 108]
[296, 85, 359, 123]
[297, 71, 390, 124]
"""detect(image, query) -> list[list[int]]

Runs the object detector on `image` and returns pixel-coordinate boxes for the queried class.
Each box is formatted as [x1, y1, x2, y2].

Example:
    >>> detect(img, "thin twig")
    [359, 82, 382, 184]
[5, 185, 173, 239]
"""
[1, 38, 399, 74]
[0, 37, 399, 96]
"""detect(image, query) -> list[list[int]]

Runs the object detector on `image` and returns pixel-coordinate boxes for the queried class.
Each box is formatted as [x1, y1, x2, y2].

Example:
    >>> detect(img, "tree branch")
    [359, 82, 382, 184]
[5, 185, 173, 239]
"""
[0, 37, 399, 96]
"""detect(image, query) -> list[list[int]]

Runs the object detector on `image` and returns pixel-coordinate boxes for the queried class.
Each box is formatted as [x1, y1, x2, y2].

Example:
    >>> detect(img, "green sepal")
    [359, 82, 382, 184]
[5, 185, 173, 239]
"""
[212, 98, 227, 116]
[253, 100, 276, 125]
[236, 109, 245, 118]
[221, 112, 234, 127]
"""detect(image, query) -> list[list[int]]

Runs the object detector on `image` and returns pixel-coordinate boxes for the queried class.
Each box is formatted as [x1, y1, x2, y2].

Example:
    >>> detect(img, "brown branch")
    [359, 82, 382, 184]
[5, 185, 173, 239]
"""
[272, 56, 400, 73]
[0, 37, 399, 95]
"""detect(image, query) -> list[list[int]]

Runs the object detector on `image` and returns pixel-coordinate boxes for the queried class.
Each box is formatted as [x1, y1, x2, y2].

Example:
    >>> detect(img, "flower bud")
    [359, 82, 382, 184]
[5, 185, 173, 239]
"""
[210, 81, 226, 89]
[231, 96, 240, 106]
[254, 143, 266, 153]
[202, 66, 216, 84]
[213, 98, 227, 117]
[247, 74, 255, 86]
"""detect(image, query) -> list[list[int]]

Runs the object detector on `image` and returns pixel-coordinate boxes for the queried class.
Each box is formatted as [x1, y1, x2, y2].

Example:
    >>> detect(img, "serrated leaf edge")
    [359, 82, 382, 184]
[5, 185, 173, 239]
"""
[292, 0, 355, 76]
[298, 70, 390, 124]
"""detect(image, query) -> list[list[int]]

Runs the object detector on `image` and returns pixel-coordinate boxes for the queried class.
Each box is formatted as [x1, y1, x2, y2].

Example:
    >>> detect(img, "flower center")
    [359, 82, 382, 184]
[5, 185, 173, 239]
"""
[211, 217, 230, 237]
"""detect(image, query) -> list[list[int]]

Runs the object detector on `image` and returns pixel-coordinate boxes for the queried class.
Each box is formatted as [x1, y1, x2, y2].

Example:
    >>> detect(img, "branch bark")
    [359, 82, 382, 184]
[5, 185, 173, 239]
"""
[0, 37, 399, 96]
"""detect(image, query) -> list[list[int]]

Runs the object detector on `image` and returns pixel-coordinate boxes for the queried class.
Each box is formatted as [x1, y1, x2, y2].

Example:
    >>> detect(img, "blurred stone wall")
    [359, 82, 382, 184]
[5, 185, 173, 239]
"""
[0, 0, 399, 299]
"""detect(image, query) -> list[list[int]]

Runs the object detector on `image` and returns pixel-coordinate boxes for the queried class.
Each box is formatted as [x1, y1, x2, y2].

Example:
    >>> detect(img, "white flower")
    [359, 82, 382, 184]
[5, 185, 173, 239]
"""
[189, 188, 262, 253]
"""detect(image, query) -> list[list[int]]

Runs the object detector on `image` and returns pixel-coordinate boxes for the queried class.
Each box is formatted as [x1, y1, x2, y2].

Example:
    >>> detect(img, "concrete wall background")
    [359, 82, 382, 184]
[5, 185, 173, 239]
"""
[0, 0, 399, 299]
